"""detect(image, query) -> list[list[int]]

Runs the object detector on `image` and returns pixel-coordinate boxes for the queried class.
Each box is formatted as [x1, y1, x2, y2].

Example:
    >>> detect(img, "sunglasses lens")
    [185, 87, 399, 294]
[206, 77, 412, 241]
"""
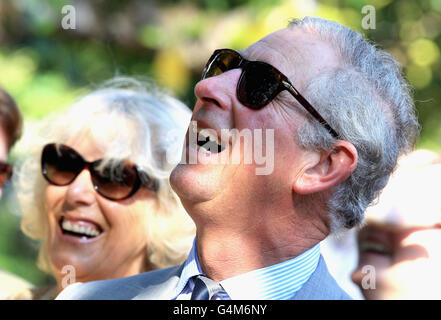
[203, 50, 241, 79]
[91, 161, 138, 200]
[238, 63, 282, 109]
[42, 144, 83, 186]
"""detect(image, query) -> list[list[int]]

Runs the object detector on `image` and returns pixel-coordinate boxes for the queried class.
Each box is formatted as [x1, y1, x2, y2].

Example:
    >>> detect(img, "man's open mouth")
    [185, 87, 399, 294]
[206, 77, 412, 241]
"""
[59, 217, 102, 239]
[193, 125, 226, 154]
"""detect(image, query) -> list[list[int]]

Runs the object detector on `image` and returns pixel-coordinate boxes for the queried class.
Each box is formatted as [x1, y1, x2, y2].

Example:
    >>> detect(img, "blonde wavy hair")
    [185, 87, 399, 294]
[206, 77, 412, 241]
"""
[14, 77, 195, 275]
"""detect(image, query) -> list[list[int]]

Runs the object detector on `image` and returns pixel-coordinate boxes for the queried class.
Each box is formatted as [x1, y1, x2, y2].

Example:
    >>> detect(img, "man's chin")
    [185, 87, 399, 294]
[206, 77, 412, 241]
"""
[170, 162, 224, 204]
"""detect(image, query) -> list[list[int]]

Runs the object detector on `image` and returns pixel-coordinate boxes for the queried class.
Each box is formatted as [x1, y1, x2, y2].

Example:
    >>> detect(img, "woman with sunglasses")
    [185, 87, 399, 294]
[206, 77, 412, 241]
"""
[10, 77, 195, 299]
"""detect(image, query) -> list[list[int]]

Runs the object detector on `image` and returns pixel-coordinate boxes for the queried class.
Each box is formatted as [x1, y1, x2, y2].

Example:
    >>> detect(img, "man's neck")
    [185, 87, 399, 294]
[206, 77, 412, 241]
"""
[194, 216, 327, 282]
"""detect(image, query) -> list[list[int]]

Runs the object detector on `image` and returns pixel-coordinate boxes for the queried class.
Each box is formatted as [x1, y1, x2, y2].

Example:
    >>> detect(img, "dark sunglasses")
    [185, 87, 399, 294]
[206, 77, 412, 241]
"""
[0, 162, 13, 188]
[41, 143, 158, 201]
[202, 48, 339, 139]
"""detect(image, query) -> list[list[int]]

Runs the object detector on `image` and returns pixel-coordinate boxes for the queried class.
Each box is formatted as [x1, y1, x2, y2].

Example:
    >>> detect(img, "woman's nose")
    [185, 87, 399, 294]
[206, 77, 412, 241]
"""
[65, 169, 96, 207]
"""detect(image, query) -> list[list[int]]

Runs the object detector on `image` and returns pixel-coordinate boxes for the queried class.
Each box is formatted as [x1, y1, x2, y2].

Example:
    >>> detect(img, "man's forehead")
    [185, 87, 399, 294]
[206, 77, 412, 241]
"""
[242, 28, 340, 87]
[243, 31, 296, 64]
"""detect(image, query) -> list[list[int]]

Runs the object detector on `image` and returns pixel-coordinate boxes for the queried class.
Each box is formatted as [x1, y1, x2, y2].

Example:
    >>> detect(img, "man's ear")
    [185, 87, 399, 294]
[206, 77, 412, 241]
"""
[293, 141, 358, 195]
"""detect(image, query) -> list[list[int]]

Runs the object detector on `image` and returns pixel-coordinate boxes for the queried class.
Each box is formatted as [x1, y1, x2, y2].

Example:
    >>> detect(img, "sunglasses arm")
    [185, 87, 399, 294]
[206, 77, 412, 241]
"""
[282, 80, 339, 139]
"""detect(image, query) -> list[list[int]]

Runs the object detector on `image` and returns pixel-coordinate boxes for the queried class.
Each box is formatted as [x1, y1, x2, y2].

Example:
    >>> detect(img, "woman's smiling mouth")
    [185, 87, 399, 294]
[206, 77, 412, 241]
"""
[59, 216, 103, 240]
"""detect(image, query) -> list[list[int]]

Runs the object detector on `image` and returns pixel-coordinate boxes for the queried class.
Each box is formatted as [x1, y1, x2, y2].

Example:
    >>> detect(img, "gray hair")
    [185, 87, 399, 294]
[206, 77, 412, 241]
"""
[288, 17, 420, 232]
[14, 76, 195, 274]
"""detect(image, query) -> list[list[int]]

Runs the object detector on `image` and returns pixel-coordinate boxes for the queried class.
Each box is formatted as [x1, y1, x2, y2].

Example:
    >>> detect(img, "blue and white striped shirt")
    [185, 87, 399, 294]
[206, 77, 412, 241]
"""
[172, 239, 321, 300]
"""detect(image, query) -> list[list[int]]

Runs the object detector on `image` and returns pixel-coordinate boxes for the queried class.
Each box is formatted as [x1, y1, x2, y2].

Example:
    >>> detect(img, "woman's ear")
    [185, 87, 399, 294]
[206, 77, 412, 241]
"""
[293, 141, 358, 195]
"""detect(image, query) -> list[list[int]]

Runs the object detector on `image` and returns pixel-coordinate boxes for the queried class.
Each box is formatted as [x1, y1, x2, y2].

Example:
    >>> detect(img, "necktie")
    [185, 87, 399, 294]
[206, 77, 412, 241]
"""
[190, 275, 226, 300]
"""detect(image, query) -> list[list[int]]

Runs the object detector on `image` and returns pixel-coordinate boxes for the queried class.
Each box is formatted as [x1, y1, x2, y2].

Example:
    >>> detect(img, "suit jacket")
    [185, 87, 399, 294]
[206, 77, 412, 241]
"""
[56, 255, 351, 300]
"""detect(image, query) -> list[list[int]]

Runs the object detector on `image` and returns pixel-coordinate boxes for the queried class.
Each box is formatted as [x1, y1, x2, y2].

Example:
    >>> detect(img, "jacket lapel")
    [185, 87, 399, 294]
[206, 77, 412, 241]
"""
[133, 264, 184, 300]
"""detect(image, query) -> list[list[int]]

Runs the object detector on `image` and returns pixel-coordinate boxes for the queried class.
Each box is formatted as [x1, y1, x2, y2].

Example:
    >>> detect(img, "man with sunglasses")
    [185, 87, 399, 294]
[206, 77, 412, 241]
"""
[58, 17, 419, 300]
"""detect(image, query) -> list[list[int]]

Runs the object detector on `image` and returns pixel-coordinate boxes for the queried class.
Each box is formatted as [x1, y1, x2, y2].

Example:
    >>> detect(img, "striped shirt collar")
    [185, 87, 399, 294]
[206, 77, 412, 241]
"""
[173, 239, 203, 298]
[174, 238, 321, 300]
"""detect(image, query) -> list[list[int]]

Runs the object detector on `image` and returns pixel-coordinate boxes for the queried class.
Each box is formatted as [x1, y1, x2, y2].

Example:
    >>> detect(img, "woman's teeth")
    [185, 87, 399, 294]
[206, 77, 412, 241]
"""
[61, 219, 101, 238]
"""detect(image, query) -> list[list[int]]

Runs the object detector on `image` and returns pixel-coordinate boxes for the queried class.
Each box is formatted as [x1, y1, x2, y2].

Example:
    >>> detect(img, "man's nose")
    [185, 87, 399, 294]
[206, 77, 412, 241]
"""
[65, 169, 96, 207]
[194, 68, 242, 111]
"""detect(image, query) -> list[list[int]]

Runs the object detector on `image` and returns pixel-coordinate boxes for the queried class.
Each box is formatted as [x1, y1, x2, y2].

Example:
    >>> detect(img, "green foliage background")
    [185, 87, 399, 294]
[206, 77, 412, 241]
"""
[0, 0, 439, 287]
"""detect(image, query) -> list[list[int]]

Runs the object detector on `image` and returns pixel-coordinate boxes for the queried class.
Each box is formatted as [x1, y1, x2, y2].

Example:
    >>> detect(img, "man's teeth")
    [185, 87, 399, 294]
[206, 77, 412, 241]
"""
[61, 219, 101, 237]
[197, 128, 221, 144]
[194, 127, 224, 153]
